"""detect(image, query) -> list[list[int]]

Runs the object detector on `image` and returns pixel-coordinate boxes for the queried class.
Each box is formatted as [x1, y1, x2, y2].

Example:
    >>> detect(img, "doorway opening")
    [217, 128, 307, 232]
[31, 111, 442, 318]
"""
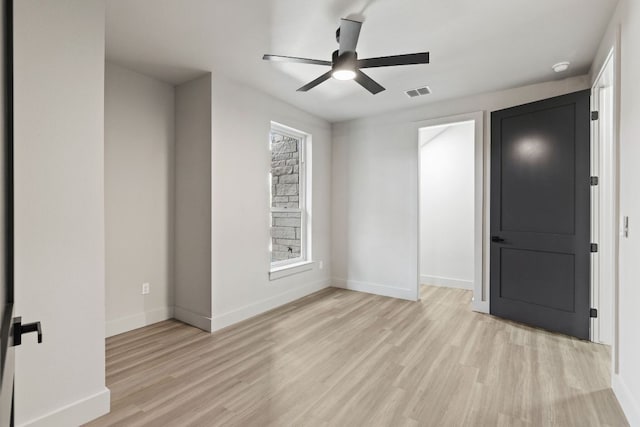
[417, 112, 484, 309]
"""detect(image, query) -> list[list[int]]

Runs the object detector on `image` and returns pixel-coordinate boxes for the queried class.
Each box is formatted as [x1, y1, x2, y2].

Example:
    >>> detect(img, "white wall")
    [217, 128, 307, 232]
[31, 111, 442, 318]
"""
[332, 75, 590, 303]
[105, 62, 175, 337]
[420, 122, 474, 290]
[174, 74, 212, 331]
[209, 74, 332, 330]
[13, 1, 109, 425]
[593, 1, 640, 424]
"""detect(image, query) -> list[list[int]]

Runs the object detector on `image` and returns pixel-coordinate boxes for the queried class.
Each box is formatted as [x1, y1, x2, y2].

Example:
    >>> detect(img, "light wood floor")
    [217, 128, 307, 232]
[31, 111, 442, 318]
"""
[86, 286, 628, 427]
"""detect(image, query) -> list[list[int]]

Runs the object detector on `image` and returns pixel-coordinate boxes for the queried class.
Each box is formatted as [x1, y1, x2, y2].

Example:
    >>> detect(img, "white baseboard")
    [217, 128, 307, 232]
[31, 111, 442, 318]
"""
[420, 274, 473, 290]
[612, 373, 640, 427]
[472, 299, 490, 314]
[333, 278, 417, 301]
[18, 387, 110, 427]
[210, 278, 332, 331]
[174, 306, 213, 332]
[105, 306, 173, 337]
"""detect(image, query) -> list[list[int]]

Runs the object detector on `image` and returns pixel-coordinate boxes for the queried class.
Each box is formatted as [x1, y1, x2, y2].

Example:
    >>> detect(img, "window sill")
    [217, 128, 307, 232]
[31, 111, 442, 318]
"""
[269, 261, 314, 281]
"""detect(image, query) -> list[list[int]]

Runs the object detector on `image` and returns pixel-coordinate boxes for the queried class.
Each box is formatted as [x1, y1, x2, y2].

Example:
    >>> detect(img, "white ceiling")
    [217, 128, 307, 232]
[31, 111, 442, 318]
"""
[106, 0, 618, 122]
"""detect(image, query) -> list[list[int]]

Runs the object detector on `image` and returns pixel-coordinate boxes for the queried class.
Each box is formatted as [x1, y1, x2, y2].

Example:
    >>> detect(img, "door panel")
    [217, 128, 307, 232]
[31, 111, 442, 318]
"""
[490, 90, 591, 339]
[500, 248, 575, 312]
[500, 104, 576, 235]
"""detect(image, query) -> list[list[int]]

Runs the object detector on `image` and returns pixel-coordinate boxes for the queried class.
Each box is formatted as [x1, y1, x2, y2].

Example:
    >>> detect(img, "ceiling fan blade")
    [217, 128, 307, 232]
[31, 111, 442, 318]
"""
[338, 18, 362, 55]
[297, 71, 333, 92]
[358, 52, 430, 69]
[263, 54, 332, 67]
[354, 70, 385, 95]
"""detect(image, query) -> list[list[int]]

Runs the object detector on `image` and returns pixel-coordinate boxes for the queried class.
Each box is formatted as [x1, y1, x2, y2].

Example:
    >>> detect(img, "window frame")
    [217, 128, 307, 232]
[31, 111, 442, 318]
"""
[269, 122, 311, 271]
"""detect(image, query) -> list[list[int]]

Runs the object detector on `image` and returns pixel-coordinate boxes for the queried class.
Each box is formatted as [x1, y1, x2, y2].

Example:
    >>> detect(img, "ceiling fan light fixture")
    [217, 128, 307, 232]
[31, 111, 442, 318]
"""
[332, 69, 356, 80]
[331, 50, 358, 80]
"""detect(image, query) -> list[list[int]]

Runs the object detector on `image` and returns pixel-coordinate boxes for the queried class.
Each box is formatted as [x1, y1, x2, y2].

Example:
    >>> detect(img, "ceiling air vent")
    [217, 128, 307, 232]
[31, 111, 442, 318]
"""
[405, 86, 431, 98]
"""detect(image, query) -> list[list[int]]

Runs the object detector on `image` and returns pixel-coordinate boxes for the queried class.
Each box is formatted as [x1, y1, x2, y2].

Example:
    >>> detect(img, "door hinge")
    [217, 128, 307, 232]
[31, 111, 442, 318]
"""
[590, 308, 598, 318]
[590, 243, 599, 253]
[590, 176, 599, 186]
[591, 111, 599, 121]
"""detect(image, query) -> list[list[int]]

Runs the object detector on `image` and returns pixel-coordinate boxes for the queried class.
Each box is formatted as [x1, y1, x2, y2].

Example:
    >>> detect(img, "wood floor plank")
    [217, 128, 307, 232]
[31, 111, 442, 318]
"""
[85, 286, 629, 427]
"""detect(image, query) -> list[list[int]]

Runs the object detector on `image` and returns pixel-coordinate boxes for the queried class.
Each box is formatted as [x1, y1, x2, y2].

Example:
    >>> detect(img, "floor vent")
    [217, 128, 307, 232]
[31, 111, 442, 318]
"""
[405, 86, 431, 98]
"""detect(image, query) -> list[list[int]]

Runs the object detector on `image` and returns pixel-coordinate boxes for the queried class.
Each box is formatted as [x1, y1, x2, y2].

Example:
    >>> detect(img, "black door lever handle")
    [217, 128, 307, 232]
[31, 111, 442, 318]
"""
[13, 317, 43, 346]
[491, 236, 506, 243]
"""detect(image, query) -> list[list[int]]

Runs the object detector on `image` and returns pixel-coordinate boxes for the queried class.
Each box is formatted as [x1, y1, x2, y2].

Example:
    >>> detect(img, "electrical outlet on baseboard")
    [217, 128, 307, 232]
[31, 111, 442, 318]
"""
[142, 282, 150, 295]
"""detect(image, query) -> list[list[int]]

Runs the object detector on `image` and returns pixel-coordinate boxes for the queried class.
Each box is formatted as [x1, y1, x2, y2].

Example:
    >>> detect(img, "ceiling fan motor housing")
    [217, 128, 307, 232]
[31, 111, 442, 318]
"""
[332, 50, 358, 73]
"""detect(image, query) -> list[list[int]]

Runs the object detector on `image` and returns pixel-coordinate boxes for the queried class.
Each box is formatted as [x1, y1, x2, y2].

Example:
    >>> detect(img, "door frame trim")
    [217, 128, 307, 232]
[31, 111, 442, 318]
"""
[415, 111, 486, 311]
[590, 46, 617, 346]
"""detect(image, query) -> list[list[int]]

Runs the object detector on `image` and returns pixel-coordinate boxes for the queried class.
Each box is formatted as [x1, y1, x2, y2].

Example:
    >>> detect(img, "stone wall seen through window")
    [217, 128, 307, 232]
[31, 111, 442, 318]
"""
[270, 132, 302, 262]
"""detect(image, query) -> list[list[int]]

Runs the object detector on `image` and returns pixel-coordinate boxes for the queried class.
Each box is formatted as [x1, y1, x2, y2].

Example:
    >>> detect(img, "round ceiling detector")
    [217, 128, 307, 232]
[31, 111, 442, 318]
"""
[552, 62, 570, 73]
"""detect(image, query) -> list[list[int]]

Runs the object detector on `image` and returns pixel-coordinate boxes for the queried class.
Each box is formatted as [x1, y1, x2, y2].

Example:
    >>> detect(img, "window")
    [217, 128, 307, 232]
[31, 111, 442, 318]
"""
[270, 122, 310, 270]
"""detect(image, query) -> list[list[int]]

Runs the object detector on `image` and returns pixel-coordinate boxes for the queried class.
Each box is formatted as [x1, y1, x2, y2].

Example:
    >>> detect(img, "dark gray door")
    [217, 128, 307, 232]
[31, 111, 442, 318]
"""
[0, 0, 14, 425]
[490, 90, 591, 339]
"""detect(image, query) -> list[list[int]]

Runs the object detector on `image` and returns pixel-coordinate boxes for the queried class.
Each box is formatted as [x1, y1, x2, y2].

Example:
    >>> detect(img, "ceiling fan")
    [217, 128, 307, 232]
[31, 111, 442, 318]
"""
[263, 18, 430, 95]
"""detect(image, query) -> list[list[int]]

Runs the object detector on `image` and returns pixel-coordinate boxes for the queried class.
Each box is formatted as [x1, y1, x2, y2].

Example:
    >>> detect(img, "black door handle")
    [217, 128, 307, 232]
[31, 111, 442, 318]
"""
[12, 317, 43, 345]
[491, 236, 506, 243]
